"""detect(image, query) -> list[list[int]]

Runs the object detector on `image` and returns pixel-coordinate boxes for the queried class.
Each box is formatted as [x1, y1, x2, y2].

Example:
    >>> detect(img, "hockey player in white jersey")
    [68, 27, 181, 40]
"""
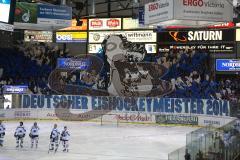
[29, 122, 40, 148]
[0, 120, 6, 147]
[60, 126, 70, 152]
[49, 124, 60, 152]
[14, 122, 26, 148]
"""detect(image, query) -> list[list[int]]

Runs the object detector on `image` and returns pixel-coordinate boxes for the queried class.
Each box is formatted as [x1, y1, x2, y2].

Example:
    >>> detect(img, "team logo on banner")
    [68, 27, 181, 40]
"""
[49, 34, 171, 97]
[93, 33, 101, 41]
[169, 31, 187, 42]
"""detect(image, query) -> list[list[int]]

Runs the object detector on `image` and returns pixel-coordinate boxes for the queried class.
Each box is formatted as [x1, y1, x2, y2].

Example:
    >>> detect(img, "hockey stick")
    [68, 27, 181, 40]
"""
[47, 140, 52, 154]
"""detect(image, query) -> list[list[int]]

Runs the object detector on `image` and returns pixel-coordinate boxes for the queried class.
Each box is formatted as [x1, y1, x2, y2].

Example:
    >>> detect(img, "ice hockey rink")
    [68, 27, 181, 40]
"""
[0, 121, 197, 160]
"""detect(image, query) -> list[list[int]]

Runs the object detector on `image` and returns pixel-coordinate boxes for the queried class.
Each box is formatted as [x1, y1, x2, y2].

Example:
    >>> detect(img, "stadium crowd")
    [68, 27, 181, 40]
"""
[0, 42, 239, 104]
[0, 41, 69, 95]
[157, 49, 240, 103]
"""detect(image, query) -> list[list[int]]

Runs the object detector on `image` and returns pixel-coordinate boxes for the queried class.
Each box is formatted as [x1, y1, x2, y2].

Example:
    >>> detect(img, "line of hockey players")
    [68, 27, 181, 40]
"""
[0, 120, 70, 152]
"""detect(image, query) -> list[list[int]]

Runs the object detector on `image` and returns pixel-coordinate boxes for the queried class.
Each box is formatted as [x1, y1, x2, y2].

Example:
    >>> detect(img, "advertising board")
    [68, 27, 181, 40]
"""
[0, 0, 13, 23]
[158, 44, 234, 54]
[216, 59, 240, 72]
[0, 22, 13, 31]
[0, 108, 235, 127]
[144, 0, 233, 25]
[236, 29, 240, 41]
[89, 18, 121, 30]
[0, 0, 15, 31]
[174, 0, 233, 22]
[89, 31, 156, 43]
[156, 114, 198, 125]
[3, 85, 28, 94]
[208, 22, 234, 29]
[56, 32, 87, 43]
[57, 58, 90, 69]
[89, 43, 157, 54]
[37, 4, 72, 26]
[123, 18, 139, 29]
[88, 44, 103, 54]
[14, 2, 37, 24]
[145, 44, 157, 53]
[60, 19, 87, 31]
[157, 29, 235, 43]
[144, 0, 174, 25]
[198, 115, 235, 128]
[115, 112, 154, 123]
[24, 30, 52, 42]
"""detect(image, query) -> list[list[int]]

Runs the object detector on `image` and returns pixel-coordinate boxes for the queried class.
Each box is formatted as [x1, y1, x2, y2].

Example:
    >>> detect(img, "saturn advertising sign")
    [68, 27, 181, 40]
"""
[157, 29, 234, 43]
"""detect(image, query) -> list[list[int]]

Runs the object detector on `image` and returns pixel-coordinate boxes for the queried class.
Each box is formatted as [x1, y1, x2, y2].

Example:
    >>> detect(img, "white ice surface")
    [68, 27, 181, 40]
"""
[0, 121, 197, 160]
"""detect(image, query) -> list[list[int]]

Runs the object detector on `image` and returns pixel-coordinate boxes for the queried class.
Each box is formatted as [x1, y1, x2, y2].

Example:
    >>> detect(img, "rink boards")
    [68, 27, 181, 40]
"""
[0, 108, 236, 128]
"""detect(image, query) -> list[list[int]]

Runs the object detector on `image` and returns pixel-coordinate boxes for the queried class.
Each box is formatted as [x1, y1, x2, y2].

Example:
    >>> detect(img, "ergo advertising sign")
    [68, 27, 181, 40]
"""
[144, 0, 233, 25]
[144, 0, 173, 25]
[174, 0, 233, 22]
[89, 18, 121, 30]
